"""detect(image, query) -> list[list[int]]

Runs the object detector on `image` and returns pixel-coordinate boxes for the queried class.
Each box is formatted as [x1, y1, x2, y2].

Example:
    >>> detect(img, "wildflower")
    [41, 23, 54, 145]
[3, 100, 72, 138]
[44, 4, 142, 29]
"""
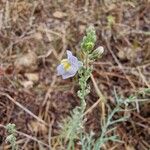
[57, 50, 82, 79]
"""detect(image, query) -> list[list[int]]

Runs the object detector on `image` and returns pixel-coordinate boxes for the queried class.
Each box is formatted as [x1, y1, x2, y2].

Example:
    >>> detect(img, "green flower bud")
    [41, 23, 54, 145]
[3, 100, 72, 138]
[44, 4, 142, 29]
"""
[85, 42, 94, 52]
[81, 26, 96, 54]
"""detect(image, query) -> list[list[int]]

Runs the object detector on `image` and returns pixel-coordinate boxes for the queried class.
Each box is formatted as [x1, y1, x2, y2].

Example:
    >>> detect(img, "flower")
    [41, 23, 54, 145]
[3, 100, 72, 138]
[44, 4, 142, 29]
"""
[57, 50, 82, 79]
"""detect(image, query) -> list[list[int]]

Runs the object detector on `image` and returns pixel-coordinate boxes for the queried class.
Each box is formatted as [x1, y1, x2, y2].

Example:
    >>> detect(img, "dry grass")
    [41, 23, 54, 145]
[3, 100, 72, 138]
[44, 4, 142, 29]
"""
[0, 0, 150, 149]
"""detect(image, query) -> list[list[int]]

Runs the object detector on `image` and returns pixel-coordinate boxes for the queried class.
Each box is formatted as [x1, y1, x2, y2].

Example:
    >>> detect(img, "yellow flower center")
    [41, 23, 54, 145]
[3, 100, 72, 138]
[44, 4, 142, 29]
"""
[61, 59, 71, 71]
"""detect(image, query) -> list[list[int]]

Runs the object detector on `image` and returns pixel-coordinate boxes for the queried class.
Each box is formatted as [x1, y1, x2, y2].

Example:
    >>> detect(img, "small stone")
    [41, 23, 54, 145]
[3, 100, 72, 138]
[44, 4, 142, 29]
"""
[117, 50, 126, 60]
[20, 80, 33, 89]
[33, 32, 42, 40]
[25, 73, 39, 82]
[14, 51, 38, 71]
[53, 11, 67, 19]
[29, 120, 47, 134]
[126, 145, 135, 150]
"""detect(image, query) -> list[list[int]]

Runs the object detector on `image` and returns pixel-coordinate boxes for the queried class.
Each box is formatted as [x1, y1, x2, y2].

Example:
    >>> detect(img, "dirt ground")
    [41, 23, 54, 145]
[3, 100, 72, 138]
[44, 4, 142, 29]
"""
[0, 0, 150, 150]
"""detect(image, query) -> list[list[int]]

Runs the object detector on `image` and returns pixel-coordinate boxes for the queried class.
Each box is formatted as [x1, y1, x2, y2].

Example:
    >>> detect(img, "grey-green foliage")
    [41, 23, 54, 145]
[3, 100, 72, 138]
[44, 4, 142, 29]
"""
[80, 97, 129, 150]
[80, 89, 150, 150]
[60, 107, 85, 150]
[94, 104, 128, 149]
[80, 131, 95, 150]
[6, 123, 17, 150]
[60, 107, 84, 140]
[93, 89, 150, 150]
[78, 67, 92, 109]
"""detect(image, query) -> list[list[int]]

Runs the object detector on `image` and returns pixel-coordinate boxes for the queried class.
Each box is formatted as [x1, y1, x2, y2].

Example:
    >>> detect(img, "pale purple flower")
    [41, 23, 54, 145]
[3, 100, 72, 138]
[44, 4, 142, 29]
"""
[57, 50, 82, 79]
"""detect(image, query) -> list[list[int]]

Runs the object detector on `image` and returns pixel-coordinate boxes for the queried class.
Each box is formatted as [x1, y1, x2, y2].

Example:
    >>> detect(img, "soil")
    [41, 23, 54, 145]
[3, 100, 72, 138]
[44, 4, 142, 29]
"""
[0, 0, 150, 150]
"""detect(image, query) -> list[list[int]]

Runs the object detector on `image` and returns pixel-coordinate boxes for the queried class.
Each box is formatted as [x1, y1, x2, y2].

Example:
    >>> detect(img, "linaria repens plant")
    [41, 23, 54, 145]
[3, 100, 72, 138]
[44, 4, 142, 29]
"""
[57, 26, 104, 150]
[6, 123, 17, 150]
[57, 26, 149, 150]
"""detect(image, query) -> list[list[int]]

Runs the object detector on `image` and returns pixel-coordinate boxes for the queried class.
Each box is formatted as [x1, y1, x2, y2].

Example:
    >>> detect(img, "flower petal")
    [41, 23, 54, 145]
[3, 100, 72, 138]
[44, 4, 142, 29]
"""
[66, 50, 80, 64]
[66, 50, 73, 57]
[57, 64, 65, 75]
[67, 50, 78, 65]
[62, 71, 76, 79]
[62, 64, 78, 79]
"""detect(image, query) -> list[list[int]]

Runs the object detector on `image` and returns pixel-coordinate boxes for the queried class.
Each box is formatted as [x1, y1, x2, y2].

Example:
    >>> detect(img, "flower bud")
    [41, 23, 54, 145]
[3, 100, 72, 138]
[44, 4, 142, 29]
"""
[81, 26, 96, 54]
[89, 46, 104, 60]
[85, 42, 94, 52]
